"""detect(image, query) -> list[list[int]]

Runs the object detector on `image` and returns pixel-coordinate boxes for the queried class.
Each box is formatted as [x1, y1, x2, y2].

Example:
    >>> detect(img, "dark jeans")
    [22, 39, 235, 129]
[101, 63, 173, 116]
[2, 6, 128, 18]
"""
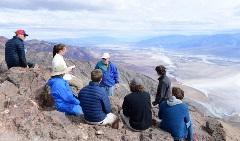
[7, 62, 35, 69]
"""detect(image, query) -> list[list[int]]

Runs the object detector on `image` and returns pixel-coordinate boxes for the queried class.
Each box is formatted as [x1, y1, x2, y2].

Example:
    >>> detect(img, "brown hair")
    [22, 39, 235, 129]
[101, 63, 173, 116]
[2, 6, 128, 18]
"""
[91, 69, 102, 82]
[53, 44, 66, 57]
[129, 83, 144, 92]
[155, 65, 166, 75]
[172, 87, 184, 100]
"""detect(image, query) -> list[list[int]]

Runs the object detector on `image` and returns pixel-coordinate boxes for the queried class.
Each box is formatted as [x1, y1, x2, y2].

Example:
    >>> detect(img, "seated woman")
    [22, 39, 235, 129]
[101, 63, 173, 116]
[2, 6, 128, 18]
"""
[52, 44, 83, 90]
[47, 58, 83, 116]
[158, 87, 194, 141]
[121, 78, 152, 131]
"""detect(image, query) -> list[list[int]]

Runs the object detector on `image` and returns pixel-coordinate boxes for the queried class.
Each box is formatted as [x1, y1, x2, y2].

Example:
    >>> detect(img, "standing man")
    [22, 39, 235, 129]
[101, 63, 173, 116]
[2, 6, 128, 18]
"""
[5, 29, 34, 69]
[152, 65, 171, 106]
[95, 53, 119, 96]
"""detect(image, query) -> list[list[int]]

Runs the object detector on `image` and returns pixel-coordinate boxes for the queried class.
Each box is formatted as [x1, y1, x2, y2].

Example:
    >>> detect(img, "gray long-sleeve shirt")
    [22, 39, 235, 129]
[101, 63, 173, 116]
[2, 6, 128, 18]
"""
[154, 75, 172, 104]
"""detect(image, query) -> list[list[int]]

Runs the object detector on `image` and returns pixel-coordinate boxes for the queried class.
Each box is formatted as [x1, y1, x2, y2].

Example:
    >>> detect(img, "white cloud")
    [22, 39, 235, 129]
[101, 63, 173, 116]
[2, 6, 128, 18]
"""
[0, 0, 240, 39]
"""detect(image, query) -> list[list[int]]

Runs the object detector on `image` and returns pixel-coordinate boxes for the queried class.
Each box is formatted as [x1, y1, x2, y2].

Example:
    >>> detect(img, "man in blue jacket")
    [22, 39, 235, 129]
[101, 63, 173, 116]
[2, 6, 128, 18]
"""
[95, 53, 119, 96]
[48, 59, 83, 116]
[5, 29, 34, 69]
[78, 69, 119, 128]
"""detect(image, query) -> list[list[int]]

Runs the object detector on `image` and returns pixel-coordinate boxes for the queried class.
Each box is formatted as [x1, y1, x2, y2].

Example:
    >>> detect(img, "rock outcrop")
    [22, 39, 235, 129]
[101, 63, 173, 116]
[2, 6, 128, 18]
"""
[0, 67, 174, 141]
[0, 65, 239, 141]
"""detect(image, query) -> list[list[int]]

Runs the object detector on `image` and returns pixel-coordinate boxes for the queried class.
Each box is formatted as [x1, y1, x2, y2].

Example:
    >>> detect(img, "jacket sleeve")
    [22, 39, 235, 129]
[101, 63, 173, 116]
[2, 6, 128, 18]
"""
[184, 105, 190, 124]
[155, 82, 168, 103]
[147, 93, 152, 108]
[101, 92, 111, 114]
[16, 42, 27, 67]
[59, 83, 80, 105]
[95, 62, 100, 69]
[113, 65, 119, 84]
[122, 97, 130, 117]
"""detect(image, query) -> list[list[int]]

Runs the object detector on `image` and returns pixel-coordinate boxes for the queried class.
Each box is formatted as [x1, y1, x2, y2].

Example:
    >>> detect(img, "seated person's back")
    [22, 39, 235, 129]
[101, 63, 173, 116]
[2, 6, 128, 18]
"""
[122, 78, 152, 131]
[158, 87, 193, 140]
[78, 81, 110, 122]
[78, 69, 118, 128]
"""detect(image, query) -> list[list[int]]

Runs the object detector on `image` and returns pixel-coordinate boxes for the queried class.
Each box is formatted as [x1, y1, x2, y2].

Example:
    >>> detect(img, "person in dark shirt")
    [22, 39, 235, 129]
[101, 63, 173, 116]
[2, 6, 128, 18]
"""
[152, 65, 171, 106]
[121, 78, 152, 131]
[5, 29, 34, 69]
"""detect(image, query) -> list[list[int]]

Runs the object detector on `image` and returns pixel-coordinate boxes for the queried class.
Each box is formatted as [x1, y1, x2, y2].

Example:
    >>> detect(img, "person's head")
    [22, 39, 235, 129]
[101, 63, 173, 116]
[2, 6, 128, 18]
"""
[129, 78, 144, 92]
[101, 53, 110, 65]
[53, 44, 67, 57]
[155, 65, 166, 76]
[15, 29, 28, 40]
[91, 69, 102, 82]
[172, 87, 184, 100]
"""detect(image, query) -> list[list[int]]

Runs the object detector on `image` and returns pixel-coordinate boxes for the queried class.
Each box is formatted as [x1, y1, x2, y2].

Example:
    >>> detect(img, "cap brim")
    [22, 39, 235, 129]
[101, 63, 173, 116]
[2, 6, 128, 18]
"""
[51, 67, 72, 76]
[101, 56, 109, 59]
[24, 34, 28, 36]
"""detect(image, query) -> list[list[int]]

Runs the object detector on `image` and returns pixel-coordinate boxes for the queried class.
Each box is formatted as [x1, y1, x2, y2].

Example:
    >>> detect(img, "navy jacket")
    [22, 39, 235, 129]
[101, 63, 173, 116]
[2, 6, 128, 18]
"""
[159, 101, 190, 139]
[78, 81, 111, 122]
[47, 76, 80, 113]
[95, 61, 119, 87]
[5, 36, 27, 68]
[122, 91, 152, 130]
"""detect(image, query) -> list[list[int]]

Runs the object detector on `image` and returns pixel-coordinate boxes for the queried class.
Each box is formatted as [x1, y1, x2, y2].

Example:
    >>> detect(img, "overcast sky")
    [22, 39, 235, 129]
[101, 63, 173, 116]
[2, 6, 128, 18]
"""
[1, 0, 240, 40]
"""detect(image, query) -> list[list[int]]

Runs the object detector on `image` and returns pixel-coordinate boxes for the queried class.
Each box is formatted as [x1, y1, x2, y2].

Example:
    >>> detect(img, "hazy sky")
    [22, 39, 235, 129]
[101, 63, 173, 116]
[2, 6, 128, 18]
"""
[1, 0, 240, 39]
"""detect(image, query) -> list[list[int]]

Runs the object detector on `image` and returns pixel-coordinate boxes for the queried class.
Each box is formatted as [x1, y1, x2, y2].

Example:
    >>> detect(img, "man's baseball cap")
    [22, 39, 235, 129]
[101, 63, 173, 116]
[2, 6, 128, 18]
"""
[15, 29, 28, 36]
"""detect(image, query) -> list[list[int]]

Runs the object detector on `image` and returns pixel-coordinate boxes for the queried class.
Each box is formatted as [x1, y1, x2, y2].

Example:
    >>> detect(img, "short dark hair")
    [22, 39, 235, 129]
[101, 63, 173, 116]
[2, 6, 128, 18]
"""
[129, 83, 144, 92]
[155, 65, 166, 75]
[91, 69, 102, 82]
[172, 87, 184, 100]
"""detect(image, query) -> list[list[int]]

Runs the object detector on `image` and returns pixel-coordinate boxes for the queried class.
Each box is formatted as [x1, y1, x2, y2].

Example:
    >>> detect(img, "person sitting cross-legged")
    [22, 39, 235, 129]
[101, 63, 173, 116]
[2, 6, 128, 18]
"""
[78, 69, 119, 129]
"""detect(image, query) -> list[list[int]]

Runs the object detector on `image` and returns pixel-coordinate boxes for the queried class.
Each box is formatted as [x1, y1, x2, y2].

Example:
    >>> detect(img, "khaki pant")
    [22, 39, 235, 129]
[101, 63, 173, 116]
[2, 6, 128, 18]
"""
[85, 113, 118, 125]
[67, 74, 83, 90]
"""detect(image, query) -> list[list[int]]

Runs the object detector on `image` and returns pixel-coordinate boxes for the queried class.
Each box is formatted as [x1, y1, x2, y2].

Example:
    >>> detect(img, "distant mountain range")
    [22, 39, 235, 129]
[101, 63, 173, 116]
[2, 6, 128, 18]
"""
[50, 33, 240, 59]
[3, 32, 240, 60]
[136, 33, 240, 59]
[51, 36, 131, 46]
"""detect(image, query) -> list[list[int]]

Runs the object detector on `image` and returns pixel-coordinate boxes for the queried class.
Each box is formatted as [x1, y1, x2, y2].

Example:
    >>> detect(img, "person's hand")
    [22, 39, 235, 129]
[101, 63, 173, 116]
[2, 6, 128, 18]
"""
[115, 83, 120, 89]
[152, 101, 158, 106]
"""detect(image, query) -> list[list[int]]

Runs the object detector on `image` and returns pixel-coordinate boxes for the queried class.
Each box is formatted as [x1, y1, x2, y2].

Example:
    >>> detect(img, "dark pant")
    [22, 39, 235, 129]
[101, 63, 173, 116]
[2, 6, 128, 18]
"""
[7, 62, 35, 69]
